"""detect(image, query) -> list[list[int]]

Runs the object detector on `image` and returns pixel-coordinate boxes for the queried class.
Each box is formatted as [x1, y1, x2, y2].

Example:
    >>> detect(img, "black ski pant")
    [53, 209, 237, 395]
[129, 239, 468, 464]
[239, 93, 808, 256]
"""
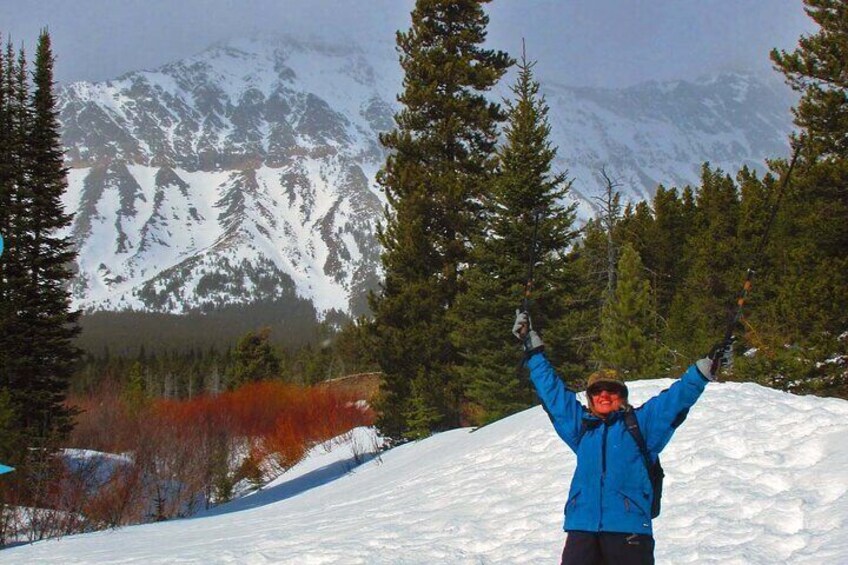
[561, 531, 655, 565]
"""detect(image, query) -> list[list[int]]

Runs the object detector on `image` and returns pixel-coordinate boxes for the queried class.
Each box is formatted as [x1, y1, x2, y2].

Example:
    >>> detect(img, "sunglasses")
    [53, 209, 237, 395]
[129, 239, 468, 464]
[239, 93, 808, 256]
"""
[587, 384, 624, 396]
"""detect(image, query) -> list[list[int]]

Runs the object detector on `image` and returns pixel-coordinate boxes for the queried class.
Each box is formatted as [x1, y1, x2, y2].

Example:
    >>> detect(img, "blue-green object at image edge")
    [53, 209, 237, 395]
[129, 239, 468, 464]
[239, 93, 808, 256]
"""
[0, 464, 13, 474]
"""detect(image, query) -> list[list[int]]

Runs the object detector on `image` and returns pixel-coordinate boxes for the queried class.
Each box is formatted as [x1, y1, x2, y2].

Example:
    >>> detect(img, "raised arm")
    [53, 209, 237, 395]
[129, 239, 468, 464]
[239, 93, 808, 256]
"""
[526, 352, 586, 451]
[636, 350, 728, 456]
[513, 311, 585, 451]
[636, 364, 708, 455]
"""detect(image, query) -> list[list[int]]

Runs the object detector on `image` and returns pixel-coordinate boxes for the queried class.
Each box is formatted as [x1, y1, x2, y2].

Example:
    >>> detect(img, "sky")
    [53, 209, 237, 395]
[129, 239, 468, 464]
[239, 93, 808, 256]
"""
[0, 0, 815, 88]
[3, 378, 847, 563]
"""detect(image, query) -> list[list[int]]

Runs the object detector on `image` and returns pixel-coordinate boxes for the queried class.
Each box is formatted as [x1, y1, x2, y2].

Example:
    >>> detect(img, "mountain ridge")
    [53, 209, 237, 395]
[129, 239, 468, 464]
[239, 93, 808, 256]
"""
[58, 35, 795, 316]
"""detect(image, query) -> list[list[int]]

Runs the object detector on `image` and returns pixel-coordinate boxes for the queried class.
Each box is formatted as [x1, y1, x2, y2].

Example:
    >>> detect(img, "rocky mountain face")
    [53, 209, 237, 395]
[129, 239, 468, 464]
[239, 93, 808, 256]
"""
[543, 74, 795, 217]
[58, 35, 795, 317]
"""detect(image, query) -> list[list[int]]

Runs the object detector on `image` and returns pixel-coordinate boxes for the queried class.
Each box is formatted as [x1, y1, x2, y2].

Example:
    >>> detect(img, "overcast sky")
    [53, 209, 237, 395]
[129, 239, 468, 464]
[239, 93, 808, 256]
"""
[0, 0, 814, 88]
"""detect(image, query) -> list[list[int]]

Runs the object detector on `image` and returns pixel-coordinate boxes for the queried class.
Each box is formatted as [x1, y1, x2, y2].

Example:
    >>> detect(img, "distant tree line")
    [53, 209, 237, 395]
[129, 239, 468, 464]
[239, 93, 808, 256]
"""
[75, 297, 329, 358]
[369, 0, 847, 441]
[72, 317, 378, 400]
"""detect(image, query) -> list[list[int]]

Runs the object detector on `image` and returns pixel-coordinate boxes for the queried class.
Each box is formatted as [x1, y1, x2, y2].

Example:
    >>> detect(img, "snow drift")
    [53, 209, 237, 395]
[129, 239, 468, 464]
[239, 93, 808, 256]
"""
[3, 379, 846, 564]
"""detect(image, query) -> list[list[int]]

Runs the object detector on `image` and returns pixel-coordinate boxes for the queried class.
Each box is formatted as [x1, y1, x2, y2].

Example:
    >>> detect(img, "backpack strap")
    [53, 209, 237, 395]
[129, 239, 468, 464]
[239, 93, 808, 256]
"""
[623, 407, 652, 472]
[577, 416, 601, 444]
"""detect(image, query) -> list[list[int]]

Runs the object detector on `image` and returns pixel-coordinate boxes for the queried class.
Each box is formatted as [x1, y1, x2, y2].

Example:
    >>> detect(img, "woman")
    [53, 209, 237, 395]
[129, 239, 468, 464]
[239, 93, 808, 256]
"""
[513, 310, 723, 564]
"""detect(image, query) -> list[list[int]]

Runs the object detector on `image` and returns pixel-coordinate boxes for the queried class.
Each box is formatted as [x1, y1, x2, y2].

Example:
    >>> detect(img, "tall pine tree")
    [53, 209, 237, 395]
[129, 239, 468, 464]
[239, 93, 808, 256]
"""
[769, 0, 848, 344]
[594, 243, 666, 377]
[371, 1, 511, 439]
[0, 31, 80, 451]
[450, 48, 577, 425]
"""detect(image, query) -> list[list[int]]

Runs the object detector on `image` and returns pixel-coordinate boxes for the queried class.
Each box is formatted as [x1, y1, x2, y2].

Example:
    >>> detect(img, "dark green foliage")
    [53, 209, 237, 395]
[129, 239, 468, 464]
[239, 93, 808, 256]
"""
[771, 0, 848, 159]
[371, 0, 512, 439]
[288, 317, 378, 385]
[75, 297, 322, 358]
[0, 31, 80, 454]
[666, 165, 741, 362]
[767, 0, 848, 343]
[121, 362, 149, 415]
[71, 315, 379, 401]
[0, 389, 21, 462]
[619, 187, 692, 322]
[594, 244, 667, 378]
[451, 50, 577, 425]
[231, 327, 281, 386]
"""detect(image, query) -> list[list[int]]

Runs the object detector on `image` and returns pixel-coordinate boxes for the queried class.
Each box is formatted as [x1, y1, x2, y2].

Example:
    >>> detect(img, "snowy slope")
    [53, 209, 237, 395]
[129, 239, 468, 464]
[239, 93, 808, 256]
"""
[4, 379, 847, 564]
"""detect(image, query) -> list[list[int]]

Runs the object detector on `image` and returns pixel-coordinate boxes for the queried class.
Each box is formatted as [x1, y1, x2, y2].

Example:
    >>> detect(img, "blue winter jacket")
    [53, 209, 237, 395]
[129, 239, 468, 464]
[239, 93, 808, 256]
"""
[527, 352, 709, 535]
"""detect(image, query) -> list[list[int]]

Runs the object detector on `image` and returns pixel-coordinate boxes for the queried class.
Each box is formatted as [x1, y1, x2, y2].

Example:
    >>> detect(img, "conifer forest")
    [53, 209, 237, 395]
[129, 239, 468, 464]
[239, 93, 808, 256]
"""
[0, 0, 845, 544]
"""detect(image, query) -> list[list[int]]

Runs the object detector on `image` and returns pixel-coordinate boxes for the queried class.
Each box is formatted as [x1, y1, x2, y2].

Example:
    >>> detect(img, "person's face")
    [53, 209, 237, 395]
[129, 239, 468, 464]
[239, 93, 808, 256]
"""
[588, 385, 624, 417]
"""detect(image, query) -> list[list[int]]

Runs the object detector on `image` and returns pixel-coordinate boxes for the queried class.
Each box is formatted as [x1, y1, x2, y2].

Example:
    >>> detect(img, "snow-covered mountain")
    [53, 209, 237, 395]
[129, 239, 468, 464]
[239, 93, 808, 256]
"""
[3, 379, 847, 563]
[58, 35, 795, 316]
[545, 74, 795, 218]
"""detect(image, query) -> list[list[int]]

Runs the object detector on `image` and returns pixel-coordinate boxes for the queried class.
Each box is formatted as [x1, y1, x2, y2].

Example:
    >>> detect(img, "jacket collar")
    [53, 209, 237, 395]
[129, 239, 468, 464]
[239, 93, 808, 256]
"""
[583, 406, 627, 427]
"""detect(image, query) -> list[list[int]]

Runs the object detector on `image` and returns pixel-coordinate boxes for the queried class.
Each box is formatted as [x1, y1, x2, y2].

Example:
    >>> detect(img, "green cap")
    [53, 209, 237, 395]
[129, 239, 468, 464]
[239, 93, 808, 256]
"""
[586, 368, 628, 398]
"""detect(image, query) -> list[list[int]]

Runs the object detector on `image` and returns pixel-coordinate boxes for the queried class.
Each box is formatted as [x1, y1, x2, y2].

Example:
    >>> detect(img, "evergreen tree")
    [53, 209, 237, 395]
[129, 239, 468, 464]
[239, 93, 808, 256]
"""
[652, 186, 695, 322]
[450, 48, 577, 425]
[0, 44, 28, 420]
[231, 327, 281, 387]
[594, 168, 624, 297]
[771, 0, 848, 159]
[122, 361, 149, 416]
[0, 45, 10, 416]
[594, 243, 666, 378]
[666, 165, 741, 362]
[616, 201, 658, 310]
[769, 0, 848, 344]
[21, 31, 81, 440]
[371, 0, 511, 439]
[0, 32, 80, 450]
[0, 43, 37, 449]
[733, 166, 776, 331]
[550, 171, 626, 381]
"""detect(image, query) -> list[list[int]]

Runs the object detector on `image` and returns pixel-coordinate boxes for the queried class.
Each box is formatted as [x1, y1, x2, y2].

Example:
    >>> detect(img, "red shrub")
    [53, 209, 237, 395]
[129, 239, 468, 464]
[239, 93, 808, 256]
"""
[32, 378, 375, 537]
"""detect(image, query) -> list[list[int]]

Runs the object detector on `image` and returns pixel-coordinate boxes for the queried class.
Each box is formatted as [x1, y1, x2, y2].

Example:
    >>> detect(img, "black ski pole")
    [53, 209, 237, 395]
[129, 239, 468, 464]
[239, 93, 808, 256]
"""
[711, 145, 801, 376]
[521, 209, 543, 315]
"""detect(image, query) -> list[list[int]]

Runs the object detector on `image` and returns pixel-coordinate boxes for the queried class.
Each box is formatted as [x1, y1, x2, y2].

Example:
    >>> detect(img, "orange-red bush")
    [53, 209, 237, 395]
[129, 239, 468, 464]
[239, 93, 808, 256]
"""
[55, 379, 374, 533]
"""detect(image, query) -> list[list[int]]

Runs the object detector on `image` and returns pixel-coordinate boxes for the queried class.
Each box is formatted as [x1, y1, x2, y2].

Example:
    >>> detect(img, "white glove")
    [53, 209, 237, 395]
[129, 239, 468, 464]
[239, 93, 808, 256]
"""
[513, 310, 544, 354]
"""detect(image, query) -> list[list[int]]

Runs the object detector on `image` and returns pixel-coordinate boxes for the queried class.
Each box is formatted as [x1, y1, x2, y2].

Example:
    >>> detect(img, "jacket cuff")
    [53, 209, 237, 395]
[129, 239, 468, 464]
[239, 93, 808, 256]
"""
[524, 346, 545, 360]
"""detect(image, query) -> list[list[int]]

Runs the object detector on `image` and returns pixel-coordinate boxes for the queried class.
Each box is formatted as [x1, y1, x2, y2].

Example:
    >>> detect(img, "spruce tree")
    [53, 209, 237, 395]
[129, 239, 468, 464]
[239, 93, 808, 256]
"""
[649, 186, 693, 322]
[0, 43, 33, 453]
[0, 32, 80, 449]
[771, 0, 848, 159]
[230, 327, 280, 387]
[769, 0, 848, 344]
[552, 172, 626, 381]
[450, 49, 577, 425]
[666, 165, 741, 362]
[371, 0, 511, 439]
[594, 243, 666, 378]
[0, 46, 9, 411]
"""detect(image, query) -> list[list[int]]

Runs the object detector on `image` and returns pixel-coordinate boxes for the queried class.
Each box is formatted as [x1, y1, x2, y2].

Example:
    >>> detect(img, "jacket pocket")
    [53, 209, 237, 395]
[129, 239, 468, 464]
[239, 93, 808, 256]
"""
[618, 489, 650, 518]
[564, 489, 581, 516]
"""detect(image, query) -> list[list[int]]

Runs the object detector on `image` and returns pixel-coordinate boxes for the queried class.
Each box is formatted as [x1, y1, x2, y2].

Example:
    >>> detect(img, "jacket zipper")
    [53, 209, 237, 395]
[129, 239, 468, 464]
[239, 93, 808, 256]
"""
[599, 422, 609, 530]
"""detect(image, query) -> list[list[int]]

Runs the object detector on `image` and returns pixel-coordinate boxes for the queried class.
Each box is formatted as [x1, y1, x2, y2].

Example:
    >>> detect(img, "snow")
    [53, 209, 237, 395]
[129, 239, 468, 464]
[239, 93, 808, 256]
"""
[3, 379, 847, 564]
[57, 35, 795, 316]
